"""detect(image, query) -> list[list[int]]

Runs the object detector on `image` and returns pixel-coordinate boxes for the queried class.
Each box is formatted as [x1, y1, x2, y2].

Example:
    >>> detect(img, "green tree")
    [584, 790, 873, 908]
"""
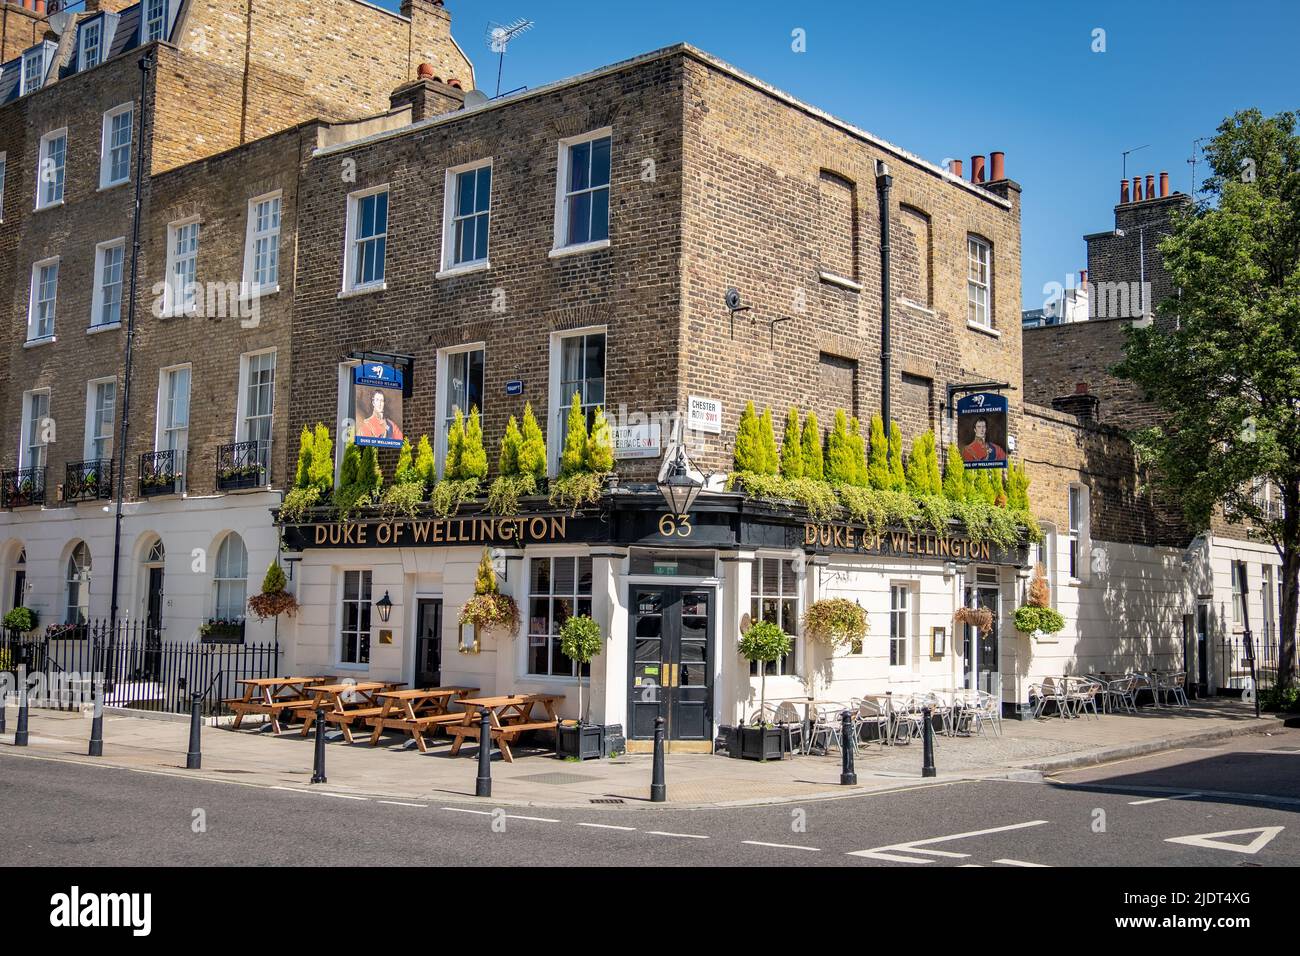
[825, 410, 852, 484]
[393, 438, 418, 485]
[781, 408, 804, 479]
[461, 407, 488, 481]
[733, 401, 762, 473]
[560, 392, 588, 478]
[473, 548, 499, 595]
[294, 425, 314, 489]
[1007, 460, 1031, 510]
[338, 442, 360, 491]
[309, 424, 334, 493]
[445, 409, 466, 480]
[585, 406, 614, 473]
[261, 560, 288, 595]
[801, 410, 823, 480]
[866, 414, 890, 490]
[942, 443, 968, 502]
[414, 435, 436, 490]
[906, 429, 942, 497]
[1115, 108, 1300, 689]
[847, 417, 868, 486]
[518, 402, 547, 482]
[358, 445, 383, 494]
[499, 416, 523, 477]
[758, 407, 779, 475]
[887, 420, 907, 492]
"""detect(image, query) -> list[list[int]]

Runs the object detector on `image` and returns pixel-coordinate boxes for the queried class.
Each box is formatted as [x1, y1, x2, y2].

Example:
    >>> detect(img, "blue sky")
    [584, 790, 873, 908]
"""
[386, 0, 1297, 309]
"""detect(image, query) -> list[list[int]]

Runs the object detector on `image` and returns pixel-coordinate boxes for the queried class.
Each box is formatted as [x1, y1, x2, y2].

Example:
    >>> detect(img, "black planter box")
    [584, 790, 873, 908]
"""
[557, 722, 603, 760]
[600, 723, 625, 757]
[737, 725, 788, 761]
[719, 724, 741, 757]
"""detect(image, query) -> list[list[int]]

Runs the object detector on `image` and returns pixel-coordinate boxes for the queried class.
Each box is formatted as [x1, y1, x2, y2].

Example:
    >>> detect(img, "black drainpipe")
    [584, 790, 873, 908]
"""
[876, 161, 893, 427]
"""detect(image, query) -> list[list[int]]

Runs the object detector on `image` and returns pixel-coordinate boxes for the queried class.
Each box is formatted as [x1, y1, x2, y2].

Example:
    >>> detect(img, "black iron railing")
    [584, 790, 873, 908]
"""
[1217, 631, 1280, 694]
[138, 450, 182, 498]
[215, 440, 269, 492]
[63, 459, 114, 502]
[1, 619, 279, 717]
[1, 466, 46, 508]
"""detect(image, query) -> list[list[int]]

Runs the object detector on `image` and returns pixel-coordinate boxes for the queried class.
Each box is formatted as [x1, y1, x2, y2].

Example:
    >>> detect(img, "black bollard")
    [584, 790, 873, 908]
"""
[310, 706, 328, 784]
[650, 715, 666, 803]
[0, 683, 6, 734]
[185, 692, 203, 769]
[839, 709, 857, 785]
[88, 677, 104, 757]
[14, 678, 29, 747]
[921, 705, 936, 778]
[475, 708, 492, 798]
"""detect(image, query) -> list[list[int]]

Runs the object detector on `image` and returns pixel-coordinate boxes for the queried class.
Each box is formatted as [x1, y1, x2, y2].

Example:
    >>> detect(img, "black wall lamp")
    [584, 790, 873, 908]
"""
[658, 446, 703, 515]
[375, 591, 394, 623]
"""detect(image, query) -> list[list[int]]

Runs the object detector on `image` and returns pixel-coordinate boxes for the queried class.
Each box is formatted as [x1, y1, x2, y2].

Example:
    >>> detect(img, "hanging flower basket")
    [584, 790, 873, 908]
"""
[802, 598, 868, 648]
[458, 593, 520, 635]
[247, 589, 299, 621]
[953, 606, 994, 631]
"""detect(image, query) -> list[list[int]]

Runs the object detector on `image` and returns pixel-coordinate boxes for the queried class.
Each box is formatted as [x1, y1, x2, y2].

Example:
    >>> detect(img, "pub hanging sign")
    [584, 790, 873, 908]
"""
[956, 392, 1008, 469]
[353, 363, 405, 449]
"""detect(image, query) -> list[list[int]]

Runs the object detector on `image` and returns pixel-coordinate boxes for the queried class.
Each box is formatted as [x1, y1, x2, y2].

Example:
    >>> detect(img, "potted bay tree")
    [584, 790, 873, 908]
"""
[737, 619, 793, 760]
[556, 613, 604, 760]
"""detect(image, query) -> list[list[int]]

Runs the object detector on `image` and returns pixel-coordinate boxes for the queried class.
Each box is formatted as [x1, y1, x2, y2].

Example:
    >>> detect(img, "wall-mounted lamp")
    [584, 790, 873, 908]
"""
[374, 591, 393, 623]
[658, 445, 703, 516]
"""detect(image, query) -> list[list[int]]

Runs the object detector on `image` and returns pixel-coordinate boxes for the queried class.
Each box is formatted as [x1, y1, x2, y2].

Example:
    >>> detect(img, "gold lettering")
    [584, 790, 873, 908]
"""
[981, 542, 991, 561]
[315, 525, 328, 545]
[355, 524, 368, 545]
[805, 524, 817, 546]
[529, 517, 548, 542]
[392, 521, 405, 543]
[412, 521, 430, 543]
[551, 517, 566, 539]
[819, 526, 831, 547]
[500, 520, 516, 542]
[376, 523, 390, 545]
[327, 524, 341, 545]
[431, 521, 444, 543]
[478, 519, 495, 541]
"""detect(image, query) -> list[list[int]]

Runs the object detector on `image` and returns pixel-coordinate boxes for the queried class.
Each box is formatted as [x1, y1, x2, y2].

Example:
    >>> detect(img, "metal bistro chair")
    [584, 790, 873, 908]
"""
[807, 701, 856, 754]
[1098, 674, 1137, 714]
[771, 701, 807, 755]
[1069, 678, 1102, 720]
[854, 697, 892, 748]
[1037, 677, 1072, 719]
[890, 694, 927, 744]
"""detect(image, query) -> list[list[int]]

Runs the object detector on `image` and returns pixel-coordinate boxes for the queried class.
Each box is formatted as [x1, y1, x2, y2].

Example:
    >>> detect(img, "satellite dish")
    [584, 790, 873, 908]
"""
[463, 89, 489, 109]
[48, 11, 74, 34]
[725, 288, 742, 311]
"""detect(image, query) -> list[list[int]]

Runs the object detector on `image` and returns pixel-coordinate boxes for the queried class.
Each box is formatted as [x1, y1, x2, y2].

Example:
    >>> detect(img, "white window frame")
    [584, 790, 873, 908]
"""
[143, 0, 167, 43]
[889, 583, 911, 668]
[341, 185, 389, 296]
[83, 377, 117, 462]
[235, 349, 276, 474]
[438, 158, 492, 277]
[79, 19, 103, 71]
[750, 554, 801, 678]
[21, 44, 52, 96]
[27, 256, 59, 343]
[65, 542, 92, 625]
[91, 238, 126, 329]
[212, 533, 249, 622]
[164, 217, 200, 317]
[525, 553, 594, 679]
[434, 342, 485, 477]
[156, 364, 192, 487]
[1067, 485, 1086, 582]
[335, 359, 360, 481]
[36, 128, 67, 210]
[20, 389, 51, 471]
[242, 190, 282, 297]
[1230, 560, 1247, 629]
[99, 103, 133, 190]
[967, 235, 992, 329]
[546, 326, 607, 474]
[550, 127, 612, 257]
[338, 568, 373, 668]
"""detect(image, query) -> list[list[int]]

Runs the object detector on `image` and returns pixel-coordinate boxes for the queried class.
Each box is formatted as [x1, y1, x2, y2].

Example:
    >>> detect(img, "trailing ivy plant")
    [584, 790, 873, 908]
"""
[728, 472, 840, 521]
[488, 414, 538, 516]
[549, 393, 613, 514]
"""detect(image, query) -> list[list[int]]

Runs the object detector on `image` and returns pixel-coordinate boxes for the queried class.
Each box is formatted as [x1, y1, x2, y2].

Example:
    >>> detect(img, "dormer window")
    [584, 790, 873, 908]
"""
[144, 0, 167, 43]
[80, 19, 103, 70]
[20, 43, 54, 96]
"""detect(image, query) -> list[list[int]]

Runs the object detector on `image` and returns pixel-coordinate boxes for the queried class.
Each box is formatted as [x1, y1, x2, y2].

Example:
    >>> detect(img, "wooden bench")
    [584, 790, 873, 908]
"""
[445, 719, 559, 762]
[302, 705, 389, 744]
[367, 711, 471, 753]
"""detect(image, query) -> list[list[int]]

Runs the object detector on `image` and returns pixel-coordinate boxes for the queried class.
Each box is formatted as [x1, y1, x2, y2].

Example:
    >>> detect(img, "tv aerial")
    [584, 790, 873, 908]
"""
[485, 19, 535, 98]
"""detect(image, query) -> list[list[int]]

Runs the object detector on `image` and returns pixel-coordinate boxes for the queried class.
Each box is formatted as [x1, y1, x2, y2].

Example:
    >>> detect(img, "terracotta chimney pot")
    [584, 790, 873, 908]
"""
[1120, 179, 1130, 203]
[970, 155, 985, 184]
[1159, 171, 1169, 197]
[949, 159, 963, 177]
[989, 151, 1005, 181]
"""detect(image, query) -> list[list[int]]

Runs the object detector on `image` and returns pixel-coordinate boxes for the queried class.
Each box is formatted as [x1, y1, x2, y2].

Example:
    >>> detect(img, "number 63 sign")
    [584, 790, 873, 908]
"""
[658, 513, 693, 538]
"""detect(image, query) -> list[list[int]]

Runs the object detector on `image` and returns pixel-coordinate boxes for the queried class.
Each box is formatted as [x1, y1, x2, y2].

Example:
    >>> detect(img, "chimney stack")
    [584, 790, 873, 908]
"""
[34, 0, 44, 12]
[970, 155, 986, 184]
[1120, 179, 1130, 203]
[949, 158, 963, 178]
[989, 150, 1005, 181]
[1159, 170, 1169, 197]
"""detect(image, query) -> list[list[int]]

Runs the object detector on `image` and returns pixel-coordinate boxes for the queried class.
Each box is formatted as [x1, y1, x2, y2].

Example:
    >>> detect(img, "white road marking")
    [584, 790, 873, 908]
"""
[648, 831, 708, 839]
[1129, 792, 1201, 805]
[378, 800, 427, 808]
[505, 814, 559, 823]
[1166, 826, 1284, 855]
[577, 823, 637, 831]
[441, 807, 493, 815]
[849, 820, 1051, 864]
[316, 792, 369, 800]
[742, 841, 821, 852]
[994, 859, 1048, 867]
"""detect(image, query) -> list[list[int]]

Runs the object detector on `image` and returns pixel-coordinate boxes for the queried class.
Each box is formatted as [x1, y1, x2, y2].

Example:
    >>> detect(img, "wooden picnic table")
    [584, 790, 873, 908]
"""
[445, 694, 566, 763]
[299, 680, 406, 743]
[225, 676, 333, 733]
[366, 686, 480, 752]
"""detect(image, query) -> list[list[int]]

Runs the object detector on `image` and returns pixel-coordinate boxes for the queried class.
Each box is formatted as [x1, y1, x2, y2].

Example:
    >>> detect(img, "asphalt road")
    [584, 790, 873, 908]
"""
[1, 729, 1297, 868]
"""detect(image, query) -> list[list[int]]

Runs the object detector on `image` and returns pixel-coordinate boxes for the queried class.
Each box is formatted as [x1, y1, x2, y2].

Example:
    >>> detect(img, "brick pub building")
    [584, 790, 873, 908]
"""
[1, 0, 1213, 749]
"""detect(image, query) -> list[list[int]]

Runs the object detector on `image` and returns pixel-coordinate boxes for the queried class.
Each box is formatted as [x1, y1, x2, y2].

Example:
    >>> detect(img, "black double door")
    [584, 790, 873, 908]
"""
[415, 599, 442, 687]
[628, 586, 713, 742]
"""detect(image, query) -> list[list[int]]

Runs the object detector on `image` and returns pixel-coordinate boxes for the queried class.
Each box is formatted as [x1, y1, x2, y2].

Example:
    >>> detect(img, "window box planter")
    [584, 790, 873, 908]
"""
[216, 464, 266, 491]
[140, 474, 179, 497]
[737, 724, 790, 761]
[556, 720, 604, 761]
[199, 619, 246, 644]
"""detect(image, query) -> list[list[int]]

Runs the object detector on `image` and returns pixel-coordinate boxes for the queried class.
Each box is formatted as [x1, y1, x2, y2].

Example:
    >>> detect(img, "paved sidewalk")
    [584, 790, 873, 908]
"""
[0, 699, 1282, 809]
